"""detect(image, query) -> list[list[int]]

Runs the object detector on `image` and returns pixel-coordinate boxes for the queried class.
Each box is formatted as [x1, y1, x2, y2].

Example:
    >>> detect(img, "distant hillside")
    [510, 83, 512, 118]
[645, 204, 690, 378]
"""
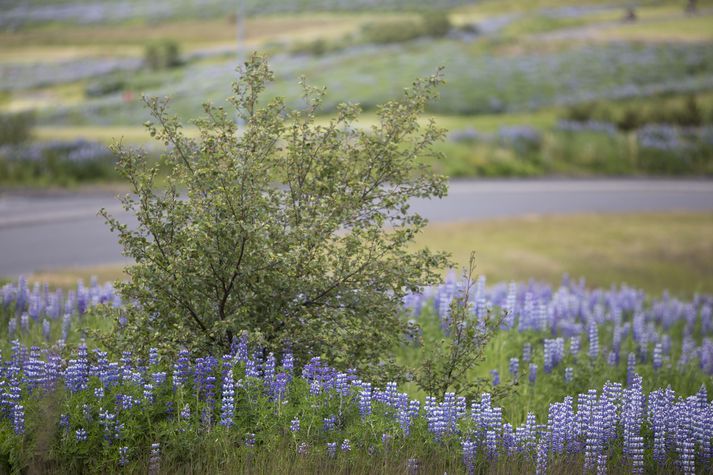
[0, 0, 478, 28]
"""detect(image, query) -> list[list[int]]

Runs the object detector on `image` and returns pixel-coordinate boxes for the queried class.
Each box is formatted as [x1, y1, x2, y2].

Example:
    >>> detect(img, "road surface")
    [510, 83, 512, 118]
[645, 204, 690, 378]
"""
[1, 179, 712, 276]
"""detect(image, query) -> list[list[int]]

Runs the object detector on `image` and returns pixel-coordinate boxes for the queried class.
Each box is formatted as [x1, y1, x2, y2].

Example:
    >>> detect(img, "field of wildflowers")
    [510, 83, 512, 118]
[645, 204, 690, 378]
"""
[1, 273, 711, 473]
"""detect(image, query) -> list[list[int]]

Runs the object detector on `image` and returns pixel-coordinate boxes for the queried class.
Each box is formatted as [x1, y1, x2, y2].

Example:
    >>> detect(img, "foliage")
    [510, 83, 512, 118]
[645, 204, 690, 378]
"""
[100, 53, 450, 378]
[412, 253, 506, 399]
[1, 274, 713, 473]
[85, 78, 126, 98]
[0, 112, 34, 146]
[361, 12, 451, 45]
[0, 140, 119, 187]
[420, 11, 452, 38]
[144, 40, 182, 71]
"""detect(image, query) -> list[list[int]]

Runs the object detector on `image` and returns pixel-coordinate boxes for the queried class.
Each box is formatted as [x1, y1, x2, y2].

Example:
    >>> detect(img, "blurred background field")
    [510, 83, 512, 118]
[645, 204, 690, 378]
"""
[2, 0, 713, 187]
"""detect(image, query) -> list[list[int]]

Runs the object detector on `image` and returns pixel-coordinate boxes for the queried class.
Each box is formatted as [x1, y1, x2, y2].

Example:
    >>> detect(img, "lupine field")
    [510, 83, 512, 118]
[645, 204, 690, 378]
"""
[1, 273, 712, 473]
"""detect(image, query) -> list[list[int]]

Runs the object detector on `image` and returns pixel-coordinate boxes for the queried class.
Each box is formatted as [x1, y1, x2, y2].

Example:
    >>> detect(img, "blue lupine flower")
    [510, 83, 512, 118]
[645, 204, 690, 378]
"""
[462, 438, 477, 475]
[219, 370, 235, 427]
[148, 443, 160, 475]
[290, 418, 300, 433]
[490, 369, 499, 386]
[118, 446, 129, 467]
[326, 442, 337, 457]
[76, 428, 88, 442]
[12, 404, 24, 435]
[323, 415, 336, 432]
[529, 364, 537, 384]
[297, 441, 308, 455]
[509, 357, 519, 383]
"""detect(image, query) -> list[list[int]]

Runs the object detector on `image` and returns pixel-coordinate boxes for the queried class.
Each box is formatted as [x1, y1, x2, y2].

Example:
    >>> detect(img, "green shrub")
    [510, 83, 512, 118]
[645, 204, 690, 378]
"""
[100, 54, 451, 381]
[361, 13, 451, 45]
[85, 77, 126, 98]
[361, 20, 425, 44]
[144, 40, 182, 70]
[421, 11, 451, 38]
[0, 111, 35, 145]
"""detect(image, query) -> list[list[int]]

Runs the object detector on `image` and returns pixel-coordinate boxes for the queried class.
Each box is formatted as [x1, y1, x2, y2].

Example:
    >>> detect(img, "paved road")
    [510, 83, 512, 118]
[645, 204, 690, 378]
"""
[1, 179, 712, 276]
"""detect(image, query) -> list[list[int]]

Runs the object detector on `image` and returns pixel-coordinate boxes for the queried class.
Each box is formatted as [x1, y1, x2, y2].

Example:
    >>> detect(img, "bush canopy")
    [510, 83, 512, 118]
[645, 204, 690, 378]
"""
[102, 53, 450, 378]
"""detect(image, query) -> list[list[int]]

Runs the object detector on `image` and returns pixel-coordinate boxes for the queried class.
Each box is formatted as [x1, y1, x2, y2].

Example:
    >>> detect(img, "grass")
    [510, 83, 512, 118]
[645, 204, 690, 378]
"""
[0, 13, 411, 52]
[577, 13, 713, 43]
[16, 212, 713, 298]
[411, 212, 713, 297]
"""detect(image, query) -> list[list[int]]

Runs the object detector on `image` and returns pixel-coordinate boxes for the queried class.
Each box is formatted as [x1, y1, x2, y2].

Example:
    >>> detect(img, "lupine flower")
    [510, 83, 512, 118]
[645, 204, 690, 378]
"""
[219, 370, 235, 427]
[326, 442, 337, 457]
[12, 404, 24, 435]
[245, 433, 256, 448]
[564, 367, 573, 383]
[297, 442, 308, 455]
[76, 428, 88, 442]
[536, 442, 547, 475]
[570, 336, 580, 356]
[490, 369, 500, 386]
[627, 352, 637, 386]
[323, 415, 336, 432]
[173, 350, 191, 389]
[529, 364, 537, 384]
[290, 418, 300, 432]
[522, 343, 532, 363]
[653, 343, 663, 371]
[358, 382, 372, 418]
[118, 446, 128, 467]
[407, 458, 419, 475]
[509, 357, 519, 383]
[341, 439, 351, 452]
[462, 438, 477, 475]
[588, 322, 599, 359]
[148, 443, 160, 475]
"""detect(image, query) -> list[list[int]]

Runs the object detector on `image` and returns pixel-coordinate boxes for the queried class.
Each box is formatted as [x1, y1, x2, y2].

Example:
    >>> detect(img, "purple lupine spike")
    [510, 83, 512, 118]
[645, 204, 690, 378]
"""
[282, 352, 294, 374]
[564, 367, 573, 383]
[570, 336, 580, 356]
[490, 369, 499, 386]
[535, 441, 547, 475]
[358, 382, 372, 419]
[626, 352, 637, 386]
[326, 442, 336, 458]
[596, 454, 607, 475]
[118, 446, 129, 467]
[148, 443, 160, 475]
[148, 348, 159, 366]
[528, 364, 537, 384]
[12, 404, 24, 435]
[263, 353, 276, 386]
[323, 415, 336, 432]
[173, 350, 192, 390]
[653, 343, 663, 371]
[42, 319, 51, 341]
[509, 357, 519, 383]
[486, 429, 498, 459]
[630, 435, 644, 474]
[588, 322, 599, 359]
[522, 343, 532, 363]
[219, 369, 234, 427]
[270, 372, 288, 401]
[461, 438, 476, 475]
